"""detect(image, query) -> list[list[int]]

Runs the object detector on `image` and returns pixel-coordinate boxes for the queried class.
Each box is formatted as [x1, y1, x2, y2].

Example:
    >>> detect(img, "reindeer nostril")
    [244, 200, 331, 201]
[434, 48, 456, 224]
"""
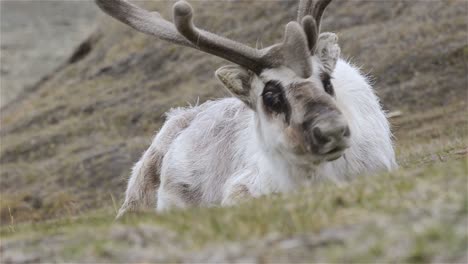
[343, 126, 351, 137]
[313, 127, 331, 145]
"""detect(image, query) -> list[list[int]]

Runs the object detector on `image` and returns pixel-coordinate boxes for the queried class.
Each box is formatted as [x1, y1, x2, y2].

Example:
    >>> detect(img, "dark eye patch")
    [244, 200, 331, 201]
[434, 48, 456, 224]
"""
[262, 80, 291, 123]
[320, 72, 334, 96]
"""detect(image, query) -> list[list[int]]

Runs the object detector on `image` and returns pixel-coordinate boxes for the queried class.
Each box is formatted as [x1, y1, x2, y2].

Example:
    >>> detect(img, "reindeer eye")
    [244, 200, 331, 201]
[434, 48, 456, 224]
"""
[262, 81, 285, 113]
[263, 91, 283, 111]
[321, 73, 334, 96]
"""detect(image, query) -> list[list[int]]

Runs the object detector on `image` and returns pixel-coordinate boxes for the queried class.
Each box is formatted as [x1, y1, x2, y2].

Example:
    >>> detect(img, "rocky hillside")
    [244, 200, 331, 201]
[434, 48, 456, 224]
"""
[0, 0, 467, 262]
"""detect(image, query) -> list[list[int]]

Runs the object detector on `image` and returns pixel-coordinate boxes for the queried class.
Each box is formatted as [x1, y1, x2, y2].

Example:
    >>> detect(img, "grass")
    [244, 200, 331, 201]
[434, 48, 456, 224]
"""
[1, 158, 466, 262]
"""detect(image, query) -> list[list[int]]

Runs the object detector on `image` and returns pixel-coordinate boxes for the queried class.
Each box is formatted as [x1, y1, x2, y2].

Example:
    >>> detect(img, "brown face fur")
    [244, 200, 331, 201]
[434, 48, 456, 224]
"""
[256, 70, 350, 161]
[216, 30, 348, 161]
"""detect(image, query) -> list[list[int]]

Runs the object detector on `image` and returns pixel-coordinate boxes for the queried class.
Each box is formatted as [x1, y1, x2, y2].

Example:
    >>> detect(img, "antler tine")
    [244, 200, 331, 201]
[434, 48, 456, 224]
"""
[297, 0, 332, 31]
[312, 0, 332, 32]
[297, 0, 314, 23]
[301, 16, 317, 52]
[96, 0, 273, 74]
[95, 0, 194, 47]
[173, 1, 271, 74]
[296, 0, 332, 52]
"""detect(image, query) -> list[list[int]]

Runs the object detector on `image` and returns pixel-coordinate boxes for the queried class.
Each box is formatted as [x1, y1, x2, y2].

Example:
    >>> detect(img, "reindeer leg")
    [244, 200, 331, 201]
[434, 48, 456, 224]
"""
[222, 183, 252, 206]
[116, 147, 160, 219]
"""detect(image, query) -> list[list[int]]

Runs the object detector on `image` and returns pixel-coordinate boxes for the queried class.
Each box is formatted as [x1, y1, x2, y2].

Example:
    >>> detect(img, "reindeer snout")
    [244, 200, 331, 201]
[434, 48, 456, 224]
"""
[313, 123, 350, 145]
[306, 115, 351, 159]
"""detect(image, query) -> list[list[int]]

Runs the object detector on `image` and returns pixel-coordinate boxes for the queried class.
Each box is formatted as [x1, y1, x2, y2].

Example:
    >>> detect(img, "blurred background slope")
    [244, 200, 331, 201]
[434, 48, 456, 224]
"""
[0, 0, 98, 107]
[0, 0, 466, 242]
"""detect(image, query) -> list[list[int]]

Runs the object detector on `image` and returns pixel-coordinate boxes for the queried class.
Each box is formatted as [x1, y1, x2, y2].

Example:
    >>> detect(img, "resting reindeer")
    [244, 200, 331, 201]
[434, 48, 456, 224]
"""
[95, 0, 397, 217]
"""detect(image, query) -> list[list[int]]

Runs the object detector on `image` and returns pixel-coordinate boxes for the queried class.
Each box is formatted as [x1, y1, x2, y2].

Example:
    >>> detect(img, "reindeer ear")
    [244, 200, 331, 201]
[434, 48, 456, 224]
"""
[215, 65, 255, 108]
[316, 32, 341, 74]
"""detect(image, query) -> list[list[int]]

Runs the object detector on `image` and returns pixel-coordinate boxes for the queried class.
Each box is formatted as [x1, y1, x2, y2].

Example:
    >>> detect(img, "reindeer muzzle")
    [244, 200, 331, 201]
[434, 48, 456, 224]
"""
[304, 113, 351, 160]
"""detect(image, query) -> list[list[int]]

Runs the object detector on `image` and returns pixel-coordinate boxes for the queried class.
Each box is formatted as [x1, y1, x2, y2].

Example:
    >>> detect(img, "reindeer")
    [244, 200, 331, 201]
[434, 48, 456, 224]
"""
[95, 0, 397, 218]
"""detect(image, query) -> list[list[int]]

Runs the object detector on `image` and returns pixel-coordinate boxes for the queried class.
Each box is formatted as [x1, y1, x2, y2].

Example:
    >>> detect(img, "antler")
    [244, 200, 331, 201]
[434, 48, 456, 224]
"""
[297, 0, 333, 52]
[95, 0, 275, 74]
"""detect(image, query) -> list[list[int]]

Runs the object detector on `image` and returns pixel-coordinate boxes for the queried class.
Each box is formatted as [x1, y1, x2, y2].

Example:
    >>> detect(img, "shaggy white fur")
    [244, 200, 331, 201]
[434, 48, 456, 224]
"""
[117, 56, 396, 216]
